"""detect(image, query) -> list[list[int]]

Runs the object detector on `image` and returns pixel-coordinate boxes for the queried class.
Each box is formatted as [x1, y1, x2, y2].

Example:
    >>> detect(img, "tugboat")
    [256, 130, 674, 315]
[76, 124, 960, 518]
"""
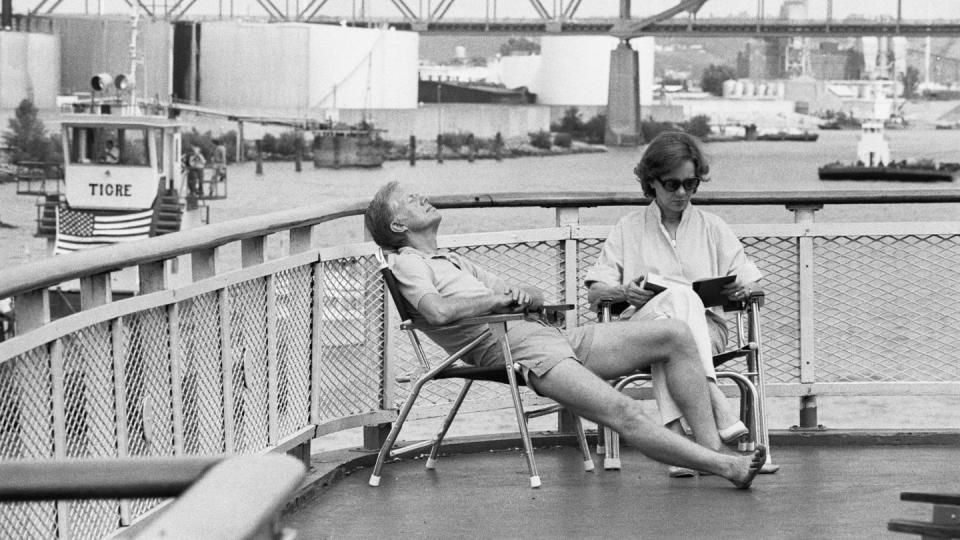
[818, 119, 958, 182]
[13, 75, 226, 318]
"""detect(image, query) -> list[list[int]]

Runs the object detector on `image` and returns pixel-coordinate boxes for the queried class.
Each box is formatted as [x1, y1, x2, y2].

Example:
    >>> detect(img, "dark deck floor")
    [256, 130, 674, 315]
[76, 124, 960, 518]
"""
[284, 442, 960, 539]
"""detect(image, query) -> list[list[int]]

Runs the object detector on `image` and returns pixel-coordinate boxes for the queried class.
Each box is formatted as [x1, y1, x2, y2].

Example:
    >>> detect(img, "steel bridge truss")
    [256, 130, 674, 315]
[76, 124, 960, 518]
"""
[27, 0, 951, 37]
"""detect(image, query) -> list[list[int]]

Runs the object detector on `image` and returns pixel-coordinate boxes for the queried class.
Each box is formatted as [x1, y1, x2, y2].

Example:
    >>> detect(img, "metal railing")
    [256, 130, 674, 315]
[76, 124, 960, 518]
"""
[1, 190, 959, 538]
[0, 455, 304, 539]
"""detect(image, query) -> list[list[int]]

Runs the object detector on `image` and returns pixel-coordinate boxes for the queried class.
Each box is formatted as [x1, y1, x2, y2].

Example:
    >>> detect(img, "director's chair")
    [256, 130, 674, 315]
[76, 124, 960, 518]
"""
[597, 292, 780, 474]
[368, 248, 594, 489]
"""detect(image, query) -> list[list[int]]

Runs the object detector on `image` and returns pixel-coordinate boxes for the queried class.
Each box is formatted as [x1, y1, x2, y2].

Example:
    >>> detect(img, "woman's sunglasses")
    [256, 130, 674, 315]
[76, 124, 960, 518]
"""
[657, 177, 701, 192]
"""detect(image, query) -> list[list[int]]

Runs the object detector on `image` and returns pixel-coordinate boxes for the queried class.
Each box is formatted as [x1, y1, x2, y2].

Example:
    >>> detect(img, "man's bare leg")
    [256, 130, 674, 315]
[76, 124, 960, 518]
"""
[583, 319, 724, 452]
[529, 359, 764, 488]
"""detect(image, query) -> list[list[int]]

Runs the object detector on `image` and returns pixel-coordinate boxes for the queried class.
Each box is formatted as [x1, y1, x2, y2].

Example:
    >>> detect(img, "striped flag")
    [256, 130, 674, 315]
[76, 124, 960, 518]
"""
[54, 207, 154, 255]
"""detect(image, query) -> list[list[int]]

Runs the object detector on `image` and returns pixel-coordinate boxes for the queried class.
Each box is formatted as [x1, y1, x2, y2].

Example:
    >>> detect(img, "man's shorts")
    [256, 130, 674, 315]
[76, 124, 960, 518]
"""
[468, 320, 595, 388]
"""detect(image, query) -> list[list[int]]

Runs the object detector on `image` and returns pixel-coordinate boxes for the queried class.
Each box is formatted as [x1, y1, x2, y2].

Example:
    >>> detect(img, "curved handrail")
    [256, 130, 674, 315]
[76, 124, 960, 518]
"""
[2, 188, 960, 300]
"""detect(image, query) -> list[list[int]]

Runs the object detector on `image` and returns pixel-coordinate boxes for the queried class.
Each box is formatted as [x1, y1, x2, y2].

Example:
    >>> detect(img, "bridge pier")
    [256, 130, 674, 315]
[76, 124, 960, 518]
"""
[605, 40, 642, 147]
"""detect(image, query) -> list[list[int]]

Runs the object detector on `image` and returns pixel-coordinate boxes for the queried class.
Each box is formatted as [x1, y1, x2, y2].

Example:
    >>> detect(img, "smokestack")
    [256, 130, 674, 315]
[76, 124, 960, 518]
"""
[2, 0, 12, 30]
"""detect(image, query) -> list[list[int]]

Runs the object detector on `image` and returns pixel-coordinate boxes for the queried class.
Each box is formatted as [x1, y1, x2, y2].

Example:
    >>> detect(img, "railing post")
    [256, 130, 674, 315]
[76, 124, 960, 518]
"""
[191, 248, 217, 281]
[363, 227, 393, 451]
[241, 236, 266, 267]
[80, 273, 111, 310]
[168, 302, 185, 456]
[50, 338, 71, 538]
[219, 286, 236, 453]
[266, 273, 279, 445]
[138, 261, 166, 294]
[556, 206, 581, 434]
[112, 313, 132, 526]
[309, 261, 322, 426]
[289, 226, 313, 255]
[12, 289, 58, 536]
[787, 203, 822, 429]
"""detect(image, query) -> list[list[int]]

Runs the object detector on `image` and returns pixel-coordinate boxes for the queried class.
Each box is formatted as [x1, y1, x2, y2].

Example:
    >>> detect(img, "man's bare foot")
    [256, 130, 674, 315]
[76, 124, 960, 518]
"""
[727, 445, 766, 489]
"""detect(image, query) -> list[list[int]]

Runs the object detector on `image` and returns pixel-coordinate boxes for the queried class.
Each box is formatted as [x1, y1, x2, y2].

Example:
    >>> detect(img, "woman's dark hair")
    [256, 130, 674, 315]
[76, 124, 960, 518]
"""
[633, 131, 711, 197]
[364, 180, 408, 250]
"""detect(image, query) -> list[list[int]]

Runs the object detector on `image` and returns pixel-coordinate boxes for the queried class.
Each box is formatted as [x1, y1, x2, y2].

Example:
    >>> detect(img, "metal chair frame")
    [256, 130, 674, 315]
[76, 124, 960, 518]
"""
[369, 249, 594, 489]
[596, 293, 780, 473]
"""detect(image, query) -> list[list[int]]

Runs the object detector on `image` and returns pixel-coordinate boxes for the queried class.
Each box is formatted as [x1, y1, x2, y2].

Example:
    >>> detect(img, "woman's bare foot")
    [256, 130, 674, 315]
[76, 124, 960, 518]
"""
[724, 445, 766, 489]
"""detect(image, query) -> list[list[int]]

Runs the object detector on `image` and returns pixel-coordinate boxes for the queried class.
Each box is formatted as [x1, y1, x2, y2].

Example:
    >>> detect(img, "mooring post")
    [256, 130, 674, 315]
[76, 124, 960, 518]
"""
[333, 136, 341, 169]
[255, 139, 263, 176]
[409, 135, 416, 166]
[436, 134, 443, 164]
[494, 132, 503, 161]
[294, 131, 302, 173]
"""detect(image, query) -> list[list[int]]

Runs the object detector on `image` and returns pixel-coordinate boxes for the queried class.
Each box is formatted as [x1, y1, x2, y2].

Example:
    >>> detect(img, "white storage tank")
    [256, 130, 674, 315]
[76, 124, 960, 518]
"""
[722, 79, 737, 97]
[732, 80, 744, 97]
[200, 22, 419, 115]
[743, 80, 755, 97]
[536, 35, 655, 106]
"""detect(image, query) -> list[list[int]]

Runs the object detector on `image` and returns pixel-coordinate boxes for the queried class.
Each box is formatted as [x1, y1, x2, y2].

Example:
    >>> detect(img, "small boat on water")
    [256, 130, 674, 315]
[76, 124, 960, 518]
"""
[311, 126, 387, 168]
[706, 125, 818, 143]
[756, 130, 818, 142]
[818, 119, 959, 182]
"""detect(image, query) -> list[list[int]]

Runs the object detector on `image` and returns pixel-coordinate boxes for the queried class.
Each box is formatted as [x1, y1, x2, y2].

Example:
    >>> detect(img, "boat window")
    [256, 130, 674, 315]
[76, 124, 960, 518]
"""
[66, 127, 151, 166]
[154, 130, 164, 173]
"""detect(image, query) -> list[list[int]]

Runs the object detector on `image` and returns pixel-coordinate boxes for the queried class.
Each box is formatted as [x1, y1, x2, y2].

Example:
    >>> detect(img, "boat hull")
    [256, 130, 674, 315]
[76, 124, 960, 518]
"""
[818, 166, 957, 182]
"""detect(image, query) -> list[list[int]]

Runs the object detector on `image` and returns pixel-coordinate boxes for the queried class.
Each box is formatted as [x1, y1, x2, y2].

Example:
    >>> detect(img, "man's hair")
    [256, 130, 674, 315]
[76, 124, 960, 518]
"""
[365, 181, 408, 250]
[633, 131, 711, 197]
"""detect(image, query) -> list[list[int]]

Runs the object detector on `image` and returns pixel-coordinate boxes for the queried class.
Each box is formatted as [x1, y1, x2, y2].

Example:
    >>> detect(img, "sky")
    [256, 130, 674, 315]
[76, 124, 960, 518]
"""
[17, 0, 960, 21]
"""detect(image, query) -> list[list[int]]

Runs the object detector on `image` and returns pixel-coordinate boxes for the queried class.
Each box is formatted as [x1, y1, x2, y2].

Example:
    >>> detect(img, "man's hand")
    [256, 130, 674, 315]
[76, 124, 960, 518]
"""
[494, 287, 544, 313]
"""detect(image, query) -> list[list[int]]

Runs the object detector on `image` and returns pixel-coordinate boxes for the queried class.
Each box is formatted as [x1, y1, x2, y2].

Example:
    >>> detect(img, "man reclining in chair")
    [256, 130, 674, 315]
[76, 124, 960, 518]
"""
[365, 181, 765, 489]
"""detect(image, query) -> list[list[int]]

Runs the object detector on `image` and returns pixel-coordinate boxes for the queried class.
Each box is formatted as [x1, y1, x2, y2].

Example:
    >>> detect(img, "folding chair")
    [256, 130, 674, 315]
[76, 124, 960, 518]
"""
[368, 248, 594, 489]
[596, 292, 780, 473]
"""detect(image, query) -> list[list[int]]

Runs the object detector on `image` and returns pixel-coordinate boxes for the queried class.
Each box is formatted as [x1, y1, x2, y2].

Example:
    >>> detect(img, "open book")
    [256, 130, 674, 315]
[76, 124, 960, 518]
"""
[641, 273, 737, 307]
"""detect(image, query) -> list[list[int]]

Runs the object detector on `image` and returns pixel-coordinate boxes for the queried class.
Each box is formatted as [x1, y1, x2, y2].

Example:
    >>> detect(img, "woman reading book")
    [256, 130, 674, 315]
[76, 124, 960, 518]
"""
[585, 130, 763, 478]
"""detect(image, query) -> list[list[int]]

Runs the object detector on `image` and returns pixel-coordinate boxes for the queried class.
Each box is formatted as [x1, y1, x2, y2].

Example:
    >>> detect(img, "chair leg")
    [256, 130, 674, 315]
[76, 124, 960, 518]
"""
[748, 303, 780, 474]
[490, 323, 541, 489]
[717, 373, 756, 451]
[425, 379, 473, 470]
[369, 376, 427, 487]
[604, 426, 621, 470]
[505, 365, 541, 488]
[604, 373, 648, 470]
[572, 415, 595, 472]
[596, 423, 606, 455]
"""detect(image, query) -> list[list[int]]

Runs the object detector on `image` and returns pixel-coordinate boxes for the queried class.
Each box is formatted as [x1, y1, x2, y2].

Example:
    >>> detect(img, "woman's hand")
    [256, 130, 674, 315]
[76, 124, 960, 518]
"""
[723, 279, 759, 302]
[623, 280, 656, 309]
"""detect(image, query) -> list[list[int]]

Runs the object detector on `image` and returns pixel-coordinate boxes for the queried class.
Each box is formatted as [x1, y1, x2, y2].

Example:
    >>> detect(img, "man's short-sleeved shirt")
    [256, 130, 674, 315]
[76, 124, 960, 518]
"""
[584, 203, 761, 296]
[391, 246, 508, 360]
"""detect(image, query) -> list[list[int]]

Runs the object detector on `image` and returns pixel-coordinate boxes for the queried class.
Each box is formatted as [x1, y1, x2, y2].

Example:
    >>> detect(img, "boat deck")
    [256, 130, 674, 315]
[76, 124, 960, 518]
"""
[283, 437, 959, 539]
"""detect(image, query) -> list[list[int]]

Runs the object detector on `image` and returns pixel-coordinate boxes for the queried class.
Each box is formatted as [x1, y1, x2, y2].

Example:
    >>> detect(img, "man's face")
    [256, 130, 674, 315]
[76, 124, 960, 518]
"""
[390, 185, 441, 233]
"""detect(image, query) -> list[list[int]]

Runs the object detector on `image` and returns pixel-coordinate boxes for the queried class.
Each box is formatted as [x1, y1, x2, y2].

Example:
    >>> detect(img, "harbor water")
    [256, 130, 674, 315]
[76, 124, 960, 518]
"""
[1, 129, 958, 449]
